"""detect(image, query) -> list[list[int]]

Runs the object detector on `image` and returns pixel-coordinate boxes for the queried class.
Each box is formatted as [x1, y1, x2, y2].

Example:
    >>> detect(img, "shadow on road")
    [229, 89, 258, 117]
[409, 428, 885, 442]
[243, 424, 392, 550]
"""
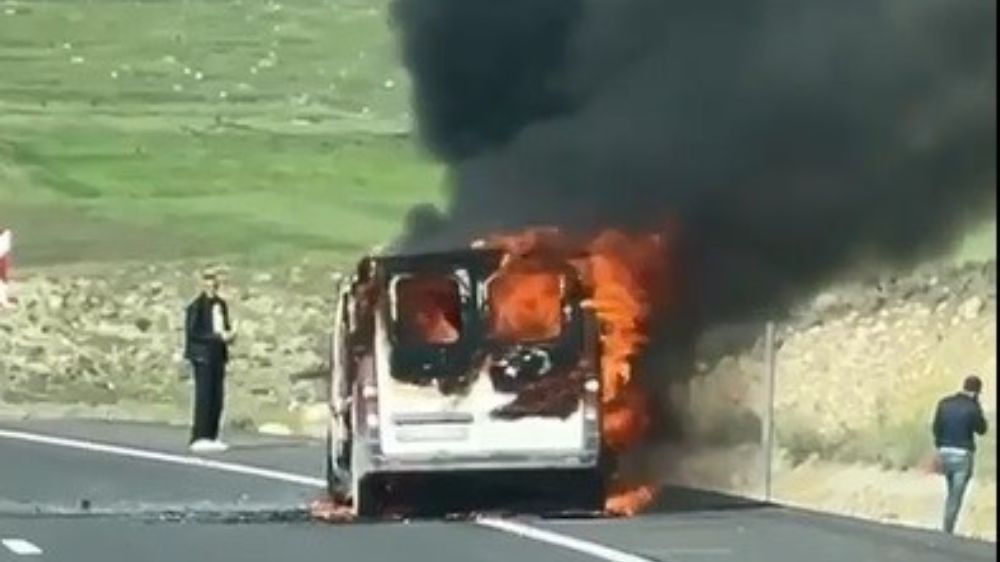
[644, 485, 770, 515]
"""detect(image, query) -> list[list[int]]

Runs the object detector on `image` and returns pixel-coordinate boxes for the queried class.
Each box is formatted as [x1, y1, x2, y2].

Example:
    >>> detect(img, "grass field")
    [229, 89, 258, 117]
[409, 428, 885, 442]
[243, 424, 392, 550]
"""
[0, 0, 443, 265]
[0, 0, 994, 268]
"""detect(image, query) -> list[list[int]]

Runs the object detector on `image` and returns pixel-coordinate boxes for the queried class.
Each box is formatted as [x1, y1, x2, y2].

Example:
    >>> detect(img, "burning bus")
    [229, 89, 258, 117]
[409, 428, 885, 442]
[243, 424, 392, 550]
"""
[325, 244, 609, 516]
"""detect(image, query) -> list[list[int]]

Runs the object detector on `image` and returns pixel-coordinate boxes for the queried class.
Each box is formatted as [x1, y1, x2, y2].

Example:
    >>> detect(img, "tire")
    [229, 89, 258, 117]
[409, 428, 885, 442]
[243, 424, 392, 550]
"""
[354, 474, 384, 518]
[579, 469, 606, 511]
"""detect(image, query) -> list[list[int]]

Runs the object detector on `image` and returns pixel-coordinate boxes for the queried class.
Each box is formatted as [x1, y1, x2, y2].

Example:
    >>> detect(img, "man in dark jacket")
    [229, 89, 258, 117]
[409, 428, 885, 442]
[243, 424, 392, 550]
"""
[184, 269, 236, 452]
[931, 375, 988, 534]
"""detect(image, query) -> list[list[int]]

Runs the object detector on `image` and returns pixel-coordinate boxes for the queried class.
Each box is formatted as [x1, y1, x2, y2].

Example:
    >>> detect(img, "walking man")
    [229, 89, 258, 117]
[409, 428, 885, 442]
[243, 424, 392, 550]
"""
[931, 375, 988, 534]
[184, 268, 237, 453]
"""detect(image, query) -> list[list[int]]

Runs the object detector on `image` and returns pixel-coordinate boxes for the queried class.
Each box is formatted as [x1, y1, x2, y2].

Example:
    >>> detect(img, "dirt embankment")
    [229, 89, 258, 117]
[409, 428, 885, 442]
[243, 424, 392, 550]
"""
[669, 259, 996, 540]
[778, 260, 996, 441]
[0, 261, 338, 430]
[772, 260, 996, 540]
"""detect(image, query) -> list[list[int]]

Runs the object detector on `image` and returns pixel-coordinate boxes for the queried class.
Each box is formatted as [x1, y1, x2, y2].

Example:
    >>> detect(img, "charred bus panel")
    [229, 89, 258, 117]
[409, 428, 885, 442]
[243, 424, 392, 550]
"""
[327, 249, 604, 516]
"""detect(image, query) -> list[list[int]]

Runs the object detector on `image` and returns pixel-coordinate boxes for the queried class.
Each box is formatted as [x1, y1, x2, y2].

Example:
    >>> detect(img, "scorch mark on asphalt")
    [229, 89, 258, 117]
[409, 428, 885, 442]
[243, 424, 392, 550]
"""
[2, 538, 43, 556]
[0, 428, 654, 562]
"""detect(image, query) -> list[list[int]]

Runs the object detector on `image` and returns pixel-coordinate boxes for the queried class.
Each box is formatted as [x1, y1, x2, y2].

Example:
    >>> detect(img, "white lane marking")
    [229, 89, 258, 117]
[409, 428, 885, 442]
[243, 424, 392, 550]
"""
[1, 428, 654, 562]
[2, 538, 43, 556]
[477, 517, 657, 562]
[0, 429, 325, 488]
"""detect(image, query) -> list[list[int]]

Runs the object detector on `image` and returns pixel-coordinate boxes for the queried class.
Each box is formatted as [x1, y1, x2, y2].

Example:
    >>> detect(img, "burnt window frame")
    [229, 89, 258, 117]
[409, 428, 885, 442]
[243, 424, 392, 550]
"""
[479, 269, 573, 345]
[477, 265, 590, 394]
[387, 269, 473, 348]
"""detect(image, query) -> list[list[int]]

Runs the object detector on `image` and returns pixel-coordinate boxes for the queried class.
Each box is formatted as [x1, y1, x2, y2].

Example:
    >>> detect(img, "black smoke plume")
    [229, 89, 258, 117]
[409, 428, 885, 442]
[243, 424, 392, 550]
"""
[392, 0, 996, 327]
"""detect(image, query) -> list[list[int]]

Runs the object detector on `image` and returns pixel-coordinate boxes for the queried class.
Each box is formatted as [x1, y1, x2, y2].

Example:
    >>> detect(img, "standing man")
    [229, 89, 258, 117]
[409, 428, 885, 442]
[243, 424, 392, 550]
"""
[184, 268, 237, 453]
[931, 375, 988, 534]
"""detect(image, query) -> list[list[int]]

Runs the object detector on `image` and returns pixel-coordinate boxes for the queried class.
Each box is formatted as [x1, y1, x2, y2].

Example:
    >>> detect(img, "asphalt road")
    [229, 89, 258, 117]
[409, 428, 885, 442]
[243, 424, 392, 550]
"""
[0, 419, 995, 562]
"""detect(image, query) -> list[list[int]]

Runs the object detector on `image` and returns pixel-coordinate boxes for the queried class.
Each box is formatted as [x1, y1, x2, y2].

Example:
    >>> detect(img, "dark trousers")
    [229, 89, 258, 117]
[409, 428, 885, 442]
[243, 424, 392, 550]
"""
[190, 358, 226, 442]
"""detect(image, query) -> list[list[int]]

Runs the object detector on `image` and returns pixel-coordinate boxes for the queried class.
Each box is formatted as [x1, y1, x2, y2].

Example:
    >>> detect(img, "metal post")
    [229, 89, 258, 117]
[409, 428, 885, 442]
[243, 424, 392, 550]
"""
[762, 321, 777, 503]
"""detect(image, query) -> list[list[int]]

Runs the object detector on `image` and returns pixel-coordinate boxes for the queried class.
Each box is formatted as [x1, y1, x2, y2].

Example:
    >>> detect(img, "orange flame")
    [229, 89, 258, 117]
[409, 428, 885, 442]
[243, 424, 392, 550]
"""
[604, 484, 657, 517]
[583, 231, 666, 452]
[483, 227, 674, 517]
[487, 263, 564, 342]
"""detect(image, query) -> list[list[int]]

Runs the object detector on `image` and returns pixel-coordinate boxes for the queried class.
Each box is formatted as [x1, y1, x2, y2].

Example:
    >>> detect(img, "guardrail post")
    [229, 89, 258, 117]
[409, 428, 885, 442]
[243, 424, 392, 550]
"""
[762, 321, 777, 502]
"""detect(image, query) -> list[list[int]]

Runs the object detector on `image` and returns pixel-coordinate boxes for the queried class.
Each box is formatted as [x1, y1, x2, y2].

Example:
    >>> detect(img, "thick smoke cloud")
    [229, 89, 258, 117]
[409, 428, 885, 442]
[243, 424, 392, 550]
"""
[392, 0, 582, 161]
[392, 0, 996, 325]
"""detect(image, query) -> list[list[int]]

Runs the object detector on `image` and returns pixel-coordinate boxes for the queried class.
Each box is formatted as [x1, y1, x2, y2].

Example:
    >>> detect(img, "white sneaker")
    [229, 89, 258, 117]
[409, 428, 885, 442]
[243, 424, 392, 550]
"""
[209, 440, 229, 452]
[189, 439, 214, 453]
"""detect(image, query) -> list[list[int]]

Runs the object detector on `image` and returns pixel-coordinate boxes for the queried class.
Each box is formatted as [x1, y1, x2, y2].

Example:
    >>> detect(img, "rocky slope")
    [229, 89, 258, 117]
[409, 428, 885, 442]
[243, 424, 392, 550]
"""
[671, 259, 996, 540]
[771, 260, 996, 540]
[777, 260, 997, 443]
[0, 261, 339, 429]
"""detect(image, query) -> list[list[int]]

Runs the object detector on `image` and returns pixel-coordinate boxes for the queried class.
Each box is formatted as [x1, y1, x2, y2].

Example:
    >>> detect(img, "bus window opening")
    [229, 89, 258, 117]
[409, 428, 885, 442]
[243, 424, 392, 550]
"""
[487, 271, 563, 342]
[395, 275, 462, 344]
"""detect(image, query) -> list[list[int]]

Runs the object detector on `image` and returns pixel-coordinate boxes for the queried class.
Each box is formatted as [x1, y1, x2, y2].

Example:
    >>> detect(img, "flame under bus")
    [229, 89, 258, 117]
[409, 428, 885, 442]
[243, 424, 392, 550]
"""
[326, 248, 607, 516]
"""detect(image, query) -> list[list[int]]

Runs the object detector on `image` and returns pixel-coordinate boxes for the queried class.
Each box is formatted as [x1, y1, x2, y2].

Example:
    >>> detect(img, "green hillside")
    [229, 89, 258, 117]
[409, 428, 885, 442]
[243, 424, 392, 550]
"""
[0, 0, 443, 265]
[0, 0, 993, 267]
